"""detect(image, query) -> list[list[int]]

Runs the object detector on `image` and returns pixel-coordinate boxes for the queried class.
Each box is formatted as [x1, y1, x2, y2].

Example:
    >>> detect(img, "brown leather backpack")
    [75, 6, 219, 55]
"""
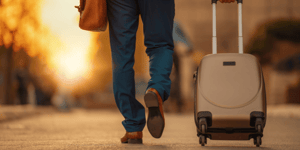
[75, 0, 107, 32]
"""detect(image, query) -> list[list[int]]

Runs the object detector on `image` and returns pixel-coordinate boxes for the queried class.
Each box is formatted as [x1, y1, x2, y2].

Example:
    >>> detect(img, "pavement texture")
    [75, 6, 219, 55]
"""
[0, 104, 300, 150]
[0, 105, 56, 122]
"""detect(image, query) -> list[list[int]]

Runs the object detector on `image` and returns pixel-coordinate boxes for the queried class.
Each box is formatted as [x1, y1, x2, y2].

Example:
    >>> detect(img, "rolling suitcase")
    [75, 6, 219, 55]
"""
[193, 0, 267, 147]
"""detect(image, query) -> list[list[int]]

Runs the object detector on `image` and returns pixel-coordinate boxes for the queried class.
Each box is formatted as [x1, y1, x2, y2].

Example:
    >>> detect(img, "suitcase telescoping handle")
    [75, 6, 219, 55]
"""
[211, 0, 243, 54]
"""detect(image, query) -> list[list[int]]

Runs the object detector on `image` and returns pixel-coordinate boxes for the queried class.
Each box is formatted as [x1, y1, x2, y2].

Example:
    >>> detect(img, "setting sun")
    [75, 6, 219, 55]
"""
[55, 49, 90, 80]
[40, 0, 94, 86]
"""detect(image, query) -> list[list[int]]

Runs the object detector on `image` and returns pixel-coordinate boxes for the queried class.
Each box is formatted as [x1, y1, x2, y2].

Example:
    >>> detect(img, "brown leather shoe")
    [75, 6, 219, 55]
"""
[144, 88, 165, 138]
[120, 132, 143, 144]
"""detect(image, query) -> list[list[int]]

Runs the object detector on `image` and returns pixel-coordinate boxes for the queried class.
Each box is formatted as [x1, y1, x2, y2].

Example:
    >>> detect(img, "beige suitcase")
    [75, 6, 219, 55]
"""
[194, 0, 266, 147]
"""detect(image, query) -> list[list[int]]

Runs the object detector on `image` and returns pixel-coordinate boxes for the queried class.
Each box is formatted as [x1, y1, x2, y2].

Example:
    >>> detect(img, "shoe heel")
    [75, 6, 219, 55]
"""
[144, 92, 159, 108]
[128, 139, 143, 144]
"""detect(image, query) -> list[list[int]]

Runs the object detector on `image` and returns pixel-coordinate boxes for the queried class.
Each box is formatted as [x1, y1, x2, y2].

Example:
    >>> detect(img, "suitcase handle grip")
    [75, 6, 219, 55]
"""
[212, 0, 243, 54]
[212, 0, 243, 4]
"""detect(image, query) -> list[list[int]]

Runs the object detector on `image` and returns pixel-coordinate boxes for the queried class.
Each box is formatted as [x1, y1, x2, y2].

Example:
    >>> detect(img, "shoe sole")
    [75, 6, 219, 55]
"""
[128, 139, 143, 144]
[144, 91, 164, 138]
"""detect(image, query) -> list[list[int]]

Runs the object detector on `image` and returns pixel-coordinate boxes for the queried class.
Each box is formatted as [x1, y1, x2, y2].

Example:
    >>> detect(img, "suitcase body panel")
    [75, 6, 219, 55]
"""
[194, 53, 266, 140]
[198, 53, 262, 109]
[195, 1, 266, 146]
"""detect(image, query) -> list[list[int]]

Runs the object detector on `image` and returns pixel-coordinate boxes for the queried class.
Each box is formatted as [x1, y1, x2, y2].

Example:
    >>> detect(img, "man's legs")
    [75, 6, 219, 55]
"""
[107, 0, 145, 132]
[138, 0, 175, 101]
[138, 0, 175, 138]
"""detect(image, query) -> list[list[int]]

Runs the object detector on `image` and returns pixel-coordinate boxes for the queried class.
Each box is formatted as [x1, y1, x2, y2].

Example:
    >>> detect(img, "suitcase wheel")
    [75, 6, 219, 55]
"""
[254, 136, 262, 147]
[198, 118, 207, 133]
[256, 124, 262, 134]
[199, 135, 207, 146]
[201, 124, 206, 133]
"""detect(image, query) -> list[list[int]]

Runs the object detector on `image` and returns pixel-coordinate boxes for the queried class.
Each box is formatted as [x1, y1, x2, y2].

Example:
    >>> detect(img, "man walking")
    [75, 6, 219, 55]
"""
[106, 0, 235, 144]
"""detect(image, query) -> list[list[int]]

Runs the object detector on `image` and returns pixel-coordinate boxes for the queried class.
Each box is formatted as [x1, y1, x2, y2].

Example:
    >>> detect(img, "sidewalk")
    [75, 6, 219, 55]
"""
[0, 104, 300, 123]
[0, 105, 56, 122]
[1, 106, 300, 150]
[267, 104, 300, 118]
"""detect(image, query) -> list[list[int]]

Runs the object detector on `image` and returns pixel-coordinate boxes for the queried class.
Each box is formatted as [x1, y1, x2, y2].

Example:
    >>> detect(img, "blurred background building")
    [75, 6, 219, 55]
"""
[0, 0, 299, 112]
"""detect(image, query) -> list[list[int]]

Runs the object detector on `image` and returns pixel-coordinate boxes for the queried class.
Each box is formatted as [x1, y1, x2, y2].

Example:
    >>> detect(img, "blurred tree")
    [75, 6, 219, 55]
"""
[246, 19, 300, 65]
[0, 0, 43, 104]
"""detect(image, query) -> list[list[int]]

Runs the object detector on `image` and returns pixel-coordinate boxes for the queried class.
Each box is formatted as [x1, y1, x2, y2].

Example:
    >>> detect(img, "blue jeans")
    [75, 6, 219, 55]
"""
[107, 0, 175, 132]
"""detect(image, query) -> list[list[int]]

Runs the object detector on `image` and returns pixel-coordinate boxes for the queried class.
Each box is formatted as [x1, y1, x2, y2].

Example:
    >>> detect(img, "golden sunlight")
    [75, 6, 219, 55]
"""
[55, 49, 90, 80]
[41, 0, 93, 86]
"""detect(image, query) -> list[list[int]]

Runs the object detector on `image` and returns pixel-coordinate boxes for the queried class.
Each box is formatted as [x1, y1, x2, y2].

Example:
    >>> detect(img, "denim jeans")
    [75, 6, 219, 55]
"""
[107, 0, 175, 132]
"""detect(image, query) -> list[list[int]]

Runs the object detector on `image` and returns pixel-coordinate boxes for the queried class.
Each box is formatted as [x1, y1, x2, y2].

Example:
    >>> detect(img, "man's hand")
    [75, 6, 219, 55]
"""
[219, 0, 235, 3]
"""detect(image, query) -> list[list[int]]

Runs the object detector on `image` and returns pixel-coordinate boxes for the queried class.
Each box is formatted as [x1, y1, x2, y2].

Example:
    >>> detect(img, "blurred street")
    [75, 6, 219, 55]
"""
[0, 0, 300, 149]
[1, 105, 300, 150]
